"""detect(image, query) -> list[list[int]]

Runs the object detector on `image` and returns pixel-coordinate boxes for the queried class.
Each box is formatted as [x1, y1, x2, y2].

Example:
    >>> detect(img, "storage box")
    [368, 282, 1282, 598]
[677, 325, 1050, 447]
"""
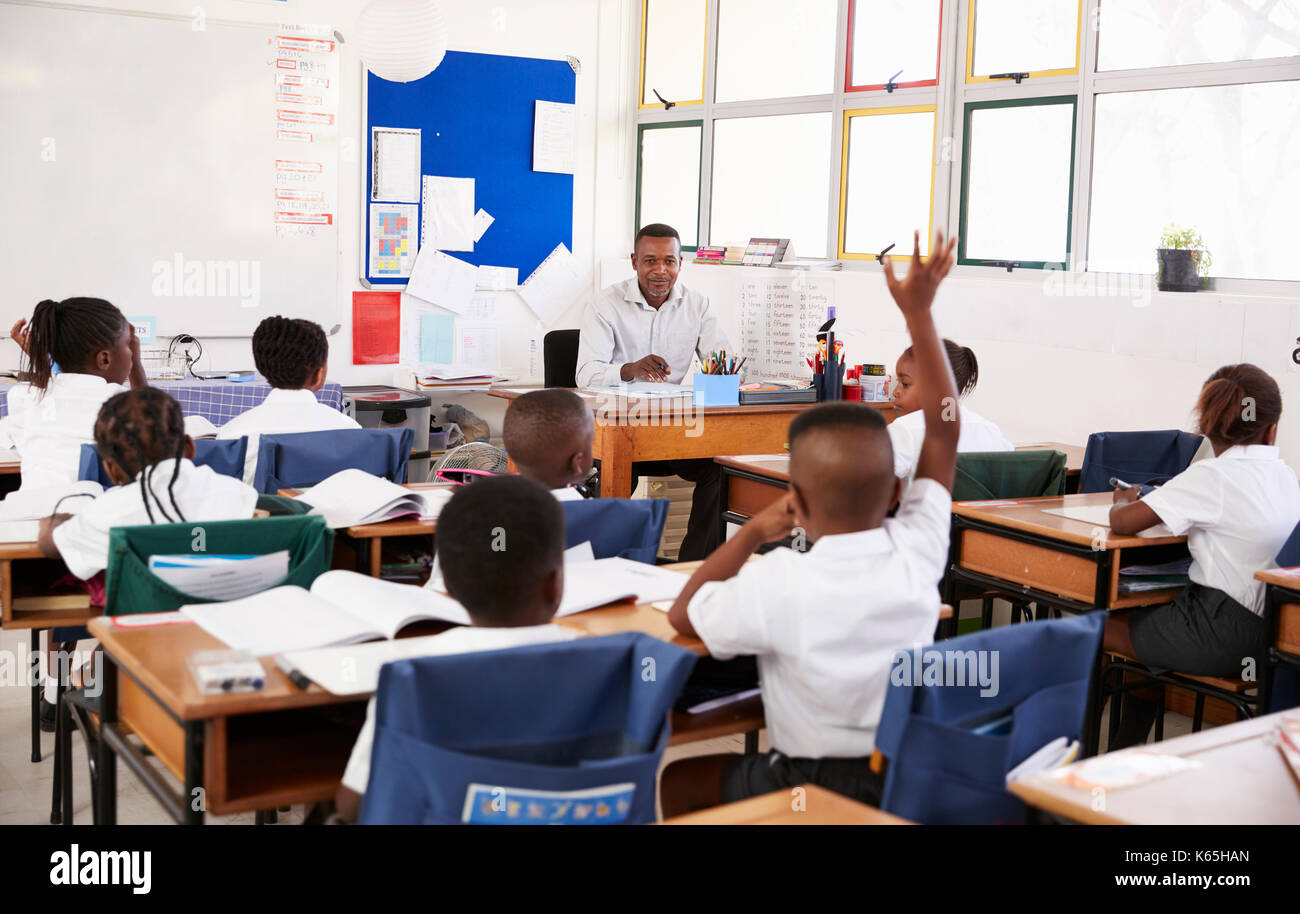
[693, 374, 740, 407]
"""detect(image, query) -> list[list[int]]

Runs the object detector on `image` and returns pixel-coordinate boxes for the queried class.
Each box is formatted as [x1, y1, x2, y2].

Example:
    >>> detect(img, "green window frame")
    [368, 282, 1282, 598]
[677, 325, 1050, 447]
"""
[635, 121, 703, 253]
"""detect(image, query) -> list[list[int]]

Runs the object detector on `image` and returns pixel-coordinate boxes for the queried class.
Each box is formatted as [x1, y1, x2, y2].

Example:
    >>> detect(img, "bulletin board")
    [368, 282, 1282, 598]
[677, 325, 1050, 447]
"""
[361, 50, 576, 287]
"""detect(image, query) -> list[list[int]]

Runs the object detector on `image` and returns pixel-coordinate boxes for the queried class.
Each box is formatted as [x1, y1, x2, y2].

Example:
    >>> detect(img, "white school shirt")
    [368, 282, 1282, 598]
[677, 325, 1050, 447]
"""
[888, 405, 1014, 481]
[575, 277, 730, 388]
[341, 623, 581, 794]
[216, 388, 360, 485]
[51, 458, 259, 580]
[687, 478, 952, 759]
[3, 374, 128, 494]
[1141, 444, 1300, 615]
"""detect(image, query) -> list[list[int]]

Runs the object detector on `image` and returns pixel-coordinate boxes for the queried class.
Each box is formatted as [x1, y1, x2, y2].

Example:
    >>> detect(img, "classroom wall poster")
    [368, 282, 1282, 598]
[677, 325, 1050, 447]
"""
[368, 203, 418, 277]
[352, 291, 401, 365]
[271, 23, 339, 239]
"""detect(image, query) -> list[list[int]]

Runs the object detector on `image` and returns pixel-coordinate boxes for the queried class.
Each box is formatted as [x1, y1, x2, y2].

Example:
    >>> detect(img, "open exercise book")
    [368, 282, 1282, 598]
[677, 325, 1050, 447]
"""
[1040, 504, 1174, 538]
[182, 558, 690, 668]
[0, 480, 103, 543]
[292, 468, 453, 528]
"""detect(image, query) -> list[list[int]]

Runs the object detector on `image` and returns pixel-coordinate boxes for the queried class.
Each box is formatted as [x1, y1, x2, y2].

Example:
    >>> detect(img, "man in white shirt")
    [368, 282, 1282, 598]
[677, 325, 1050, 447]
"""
[575, 224, 731, 559]
[335, 476, 579, 822]
[217, 316, 359, 484]
[660, 229, 961, 815]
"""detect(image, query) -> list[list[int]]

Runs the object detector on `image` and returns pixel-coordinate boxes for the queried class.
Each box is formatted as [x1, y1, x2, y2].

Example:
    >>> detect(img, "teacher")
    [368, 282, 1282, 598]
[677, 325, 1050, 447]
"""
[575, 223, 730, 560]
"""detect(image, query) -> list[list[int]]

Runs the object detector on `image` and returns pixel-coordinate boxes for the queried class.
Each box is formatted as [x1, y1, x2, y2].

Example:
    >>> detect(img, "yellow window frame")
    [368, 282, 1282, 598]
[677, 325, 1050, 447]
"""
[639, 0, 708, 109]
[965, 0, 1083, 83]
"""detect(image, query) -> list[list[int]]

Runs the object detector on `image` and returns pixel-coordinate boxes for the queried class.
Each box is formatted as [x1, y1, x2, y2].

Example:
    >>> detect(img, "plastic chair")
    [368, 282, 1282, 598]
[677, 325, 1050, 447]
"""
[1259, 521, 1300, 714]
[874, 612, 1105, 825]
[52, 515, 334, 825]
[1077, 430, 1203, 494]
[77, 438, 250, 487]
[544, 329, 580, 389]
[562, 497, 669, 564]
[359, 633, 697, 825]
[251, 427, 414, 495]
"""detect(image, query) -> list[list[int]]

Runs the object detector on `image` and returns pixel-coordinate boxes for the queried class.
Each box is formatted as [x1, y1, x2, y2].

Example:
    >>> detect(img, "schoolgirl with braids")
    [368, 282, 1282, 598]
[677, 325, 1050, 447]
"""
[887, 337, 1012, 482]
[1105, 364, 1300, 747]
[38, 388, 258, 581]
[3, 297, 146, 498]
[217, 315, 358, 484]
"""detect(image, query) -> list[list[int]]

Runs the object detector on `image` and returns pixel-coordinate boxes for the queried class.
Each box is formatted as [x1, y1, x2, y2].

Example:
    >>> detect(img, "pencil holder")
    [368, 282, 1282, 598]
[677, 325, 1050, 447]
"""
[693, 373, 740, 407]
[812, 375, 826, 401]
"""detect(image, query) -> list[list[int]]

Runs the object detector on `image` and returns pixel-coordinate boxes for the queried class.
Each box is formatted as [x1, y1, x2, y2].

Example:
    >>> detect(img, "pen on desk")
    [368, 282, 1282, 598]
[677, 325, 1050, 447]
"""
[275, 654, 311, 691]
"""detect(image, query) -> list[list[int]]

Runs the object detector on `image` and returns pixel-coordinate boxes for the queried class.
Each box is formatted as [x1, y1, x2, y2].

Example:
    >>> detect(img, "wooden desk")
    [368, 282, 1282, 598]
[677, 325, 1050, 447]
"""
[1254, 568, 1300, 712]
[946, 492, 1188, 615]
[1009, 711, 1300, 825]
[490, 388, 891, 499]
[663, 783, 911, 825]
[279, 482, 453, 578]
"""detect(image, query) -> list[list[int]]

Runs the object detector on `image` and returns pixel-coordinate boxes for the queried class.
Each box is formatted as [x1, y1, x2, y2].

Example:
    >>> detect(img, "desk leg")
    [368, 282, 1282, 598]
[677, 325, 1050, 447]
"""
[595, 423, 634, 498]
[96, 653, 118, 826]
[355, 538, 371, 576]
[184, 722, 205, 826]
[30, 629, 42, 763]
[370, 537, 383, 578]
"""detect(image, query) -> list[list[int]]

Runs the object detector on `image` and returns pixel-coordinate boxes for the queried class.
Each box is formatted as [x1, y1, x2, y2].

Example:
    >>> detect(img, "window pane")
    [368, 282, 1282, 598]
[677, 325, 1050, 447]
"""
[1098, 0, 1300, 71]
[642, 0, 706, 106]
[715, 0, 838, 103]
[638, 124, 702, 248]
[711, 113, 832, 256]
[962, 100, 1075, 264]
[842, 108, 936, 257]
[1089, 81, 1300, 281]
[850, 0, 943, 88]
[971, 0, 1080, 76]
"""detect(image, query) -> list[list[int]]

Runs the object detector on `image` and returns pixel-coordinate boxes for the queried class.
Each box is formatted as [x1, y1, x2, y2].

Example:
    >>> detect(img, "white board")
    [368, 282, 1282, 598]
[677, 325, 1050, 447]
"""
[0, 2, 339, 338]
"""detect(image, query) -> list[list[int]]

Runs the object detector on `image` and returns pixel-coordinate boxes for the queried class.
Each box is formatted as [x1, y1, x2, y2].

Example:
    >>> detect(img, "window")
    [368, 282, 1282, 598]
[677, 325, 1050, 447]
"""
[1097, 0, 1300, 72]
[710, 113, 833, 256]
[640, 0, 706, 107]
[714, 0, 839, 102]
[1088, 81, 1300, 281]
[840, 106, 937, 259]
[960, 98, 1076, 267]
[847, 0, 943, 90]
[636, 123, 703, 249]
[967, 0, 1081, 80]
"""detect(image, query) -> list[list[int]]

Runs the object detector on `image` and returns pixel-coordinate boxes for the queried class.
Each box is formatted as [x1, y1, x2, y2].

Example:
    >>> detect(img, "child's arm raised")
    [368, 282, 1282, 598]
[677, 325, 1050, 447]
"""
[882, 230, 960, 492]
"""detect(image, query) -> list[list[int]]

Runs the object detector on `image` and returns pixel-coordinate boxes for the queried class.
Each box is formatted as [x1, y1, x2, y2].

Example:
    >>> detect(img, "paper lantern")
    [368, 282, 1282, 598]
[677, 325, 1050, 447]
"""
[355, 0, 449, 83]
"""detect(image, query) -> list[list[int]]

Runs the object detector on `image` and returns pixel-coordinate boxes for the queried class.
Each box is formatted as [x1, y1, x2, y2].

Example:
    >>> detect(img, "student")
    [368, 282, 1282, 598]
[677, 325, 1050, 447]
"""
[888, 337, 1012, 482]
[1105, 363, 1300, 748]
[35, 387, 258, 724]
[2, 298, 146, 503]
[217, 316, 359, 484]
[335, 476, 579, 822]
[660, 230, 960, 815]
[502, 388, 594, 499]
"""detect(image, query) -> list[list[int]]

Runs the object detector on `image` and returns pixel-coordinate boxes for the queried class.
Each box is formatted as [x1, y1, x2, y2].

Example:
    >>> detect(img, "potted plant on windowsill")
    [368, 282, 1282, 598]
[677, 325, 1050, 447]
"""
[1156, 224, 1212, 292]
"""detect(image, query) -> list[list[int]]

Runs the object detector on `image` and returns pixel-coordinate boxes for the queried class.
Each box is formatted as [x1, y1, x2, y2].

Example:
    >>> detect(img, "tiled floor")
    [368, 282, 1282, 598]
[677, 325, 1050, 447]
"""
[0, 623, 1198, 826]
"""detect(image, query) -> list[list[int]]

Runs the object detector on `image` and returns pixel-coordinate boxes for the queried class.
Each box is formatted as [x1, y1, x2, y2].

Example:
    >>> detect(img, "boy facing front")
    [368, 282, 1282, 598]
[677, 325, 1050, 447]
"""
[218, 316, 360, 484]
[661, 230, 960, 815]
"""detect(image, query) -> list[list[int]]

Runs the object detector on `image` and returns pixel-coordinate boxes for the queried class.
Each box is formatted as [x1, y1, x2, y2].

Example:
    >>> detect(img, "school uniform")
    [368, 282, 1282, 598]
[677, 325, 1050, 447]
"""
[686, 477, 952, 805]
[52, 457, 258, 580]
[216, 387, 360, 485]
[341, 623, 581, 796]
[887, 404, 1014, 481]
[1127, 444, 1300, 676]
[2, 373, 127, 501]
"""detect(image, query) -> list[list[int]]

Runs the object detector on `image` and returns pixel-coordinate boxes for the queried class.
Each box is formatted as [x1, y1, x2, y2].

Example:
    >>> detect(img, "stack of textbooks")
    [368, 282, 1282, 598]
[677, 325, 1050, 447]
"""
[694, 245, 727, 265]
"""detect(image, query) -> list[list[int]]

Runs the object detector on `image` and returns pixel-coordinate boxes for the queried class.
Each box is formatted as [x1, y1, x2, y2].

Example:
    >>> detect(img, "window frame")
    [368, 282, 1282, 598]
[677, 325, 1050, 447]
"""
[635, 120, 705, 252]
[638, 0, 709, 110]
[964, 0, 1084, 84]
[844, 0, 944, 93]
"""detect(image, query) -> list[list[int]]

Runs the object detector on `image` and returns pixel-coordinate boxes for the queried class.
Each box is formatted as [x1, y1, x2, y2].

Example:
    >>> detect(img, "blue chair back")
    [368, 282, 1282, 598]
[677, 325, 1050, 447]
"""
[359, 633, 697, 825]
[1270, 522, 1300, 712]
[77, 438, 250, 488]
[251, 428, 414, 495]
[1077, 430, 1203, 494]
[561, 498, 669, 564]
[876, 612, 1105, 825]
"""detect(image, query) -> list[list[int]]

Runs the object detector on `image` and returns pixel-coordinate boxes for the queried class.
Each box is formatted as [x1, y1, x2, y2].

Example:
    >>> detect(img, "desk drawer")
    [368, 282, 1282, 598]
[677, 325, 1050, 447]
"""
[959, 530, 1099, 604]
[726, 475, 787, 519]
[1278, 602, 1300, 656]
[120, 676, 186, 782]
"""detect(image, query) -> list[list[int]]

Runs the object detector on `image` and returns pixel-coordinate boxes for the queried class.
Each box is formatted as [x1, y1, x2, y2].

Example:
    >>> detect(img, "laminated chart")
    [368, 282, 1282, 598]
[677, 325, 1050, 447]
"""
[271, 23, 340, 240]
[738, 276, 834, 381]
[368, 204, 417, 277]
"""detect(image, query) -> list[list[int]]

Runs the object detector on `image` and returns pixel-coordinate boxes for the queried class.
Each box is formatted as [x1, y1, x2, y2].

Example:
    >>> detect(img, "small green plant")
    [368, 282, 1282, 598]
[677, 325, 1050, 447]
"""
[1158, 223, 1213, 276]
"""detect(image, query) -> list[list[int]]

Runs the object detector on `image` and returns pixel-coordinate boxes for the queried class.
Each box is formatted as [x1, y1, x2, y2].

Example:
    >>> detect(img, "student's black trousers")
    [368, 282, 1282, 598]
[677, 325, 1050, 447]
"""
[629, 458, 722, 562]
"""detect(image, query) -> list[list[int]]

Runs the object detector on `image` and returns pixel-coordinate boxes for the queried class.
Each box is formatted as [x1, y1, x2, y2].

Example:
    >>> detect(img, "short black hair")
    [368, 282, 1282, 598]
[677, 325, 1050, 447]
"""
[634, 223, 681, 250]
[437, 476, 565, 625]
[252, 316, 328, 389]
[503, 389, 592, 473]
[789, 401, 887, 446]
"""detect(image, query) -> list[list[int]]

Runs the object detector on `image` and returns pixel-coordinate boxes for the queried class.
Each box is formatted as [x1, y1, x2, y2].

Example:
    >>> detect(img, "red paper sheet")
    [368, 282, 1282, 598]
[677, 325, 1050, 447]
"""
[352, 290, 400, 365]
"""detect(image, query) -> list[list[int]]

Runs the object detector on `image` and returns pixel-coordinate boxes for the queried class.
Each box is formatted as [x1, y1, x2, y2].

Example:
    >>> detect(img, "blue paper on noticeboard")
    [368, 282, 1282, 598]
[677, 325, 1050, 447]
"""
[420, 313, 456, 364]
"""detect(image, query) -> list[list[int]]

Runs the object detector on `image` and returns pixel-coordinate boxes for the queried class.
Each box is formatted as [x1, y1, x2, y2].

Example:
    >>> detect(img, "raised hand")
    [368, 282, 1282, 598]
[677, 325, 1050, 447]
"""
[881, 229, 958, 321]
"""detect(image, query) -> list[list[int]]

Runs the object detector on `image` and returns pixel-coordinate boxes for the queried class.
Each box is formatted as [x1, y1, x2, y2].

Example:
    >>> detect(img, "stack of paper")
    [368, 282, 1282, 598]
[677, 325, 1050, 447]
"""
[148, 551, 289, 601]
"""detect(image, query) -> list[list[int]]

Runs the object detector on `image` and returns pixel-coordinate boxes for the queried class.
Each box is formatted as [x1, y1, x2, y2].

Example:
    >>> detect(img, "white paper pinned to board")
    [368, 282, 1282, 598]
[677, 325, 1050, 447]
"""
[371, 127, 420, 203]
[533, 100, 577, 174]
[518, 243, 586, 325]
[420, 175, 475, 252]
[405, 246, 476, 315]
